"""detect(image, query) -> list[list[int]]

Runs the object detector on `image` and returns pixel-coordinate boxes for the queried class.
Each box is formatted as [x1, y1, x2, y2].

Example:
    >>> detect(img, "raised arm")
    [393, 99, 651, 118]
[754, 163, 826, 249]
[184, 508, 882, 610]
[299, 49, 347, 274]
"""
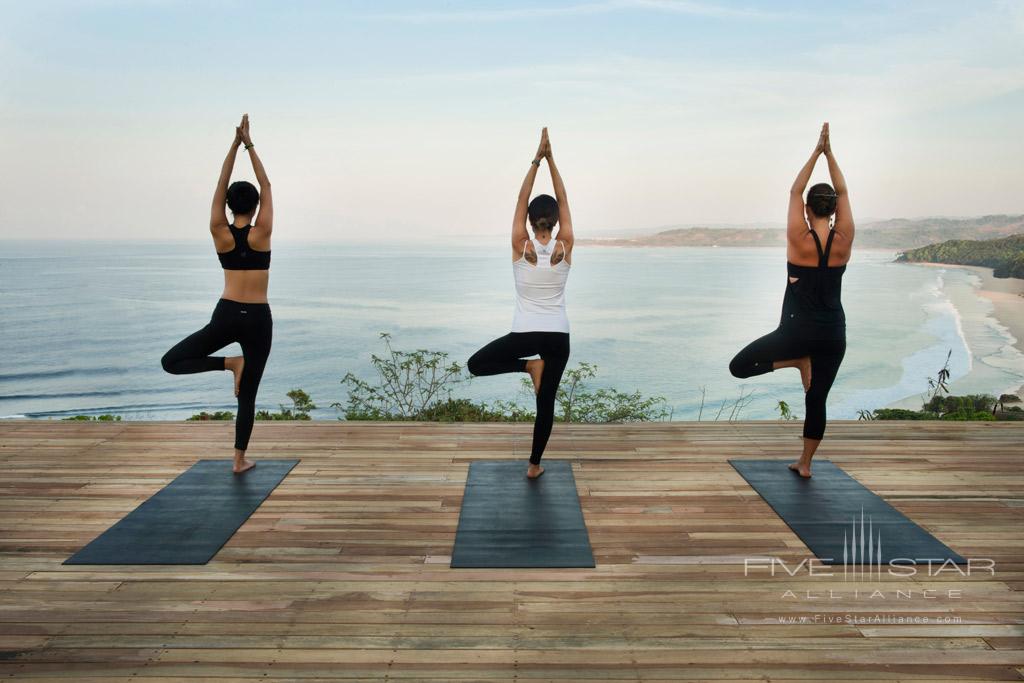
[238, 114, 273, 234]
[512, 128, 547, 255]
[210, 128, 242, 232]
[788, 124, 827, 242]
[546, 138, 573, 251]
[823, 128, 854, 245]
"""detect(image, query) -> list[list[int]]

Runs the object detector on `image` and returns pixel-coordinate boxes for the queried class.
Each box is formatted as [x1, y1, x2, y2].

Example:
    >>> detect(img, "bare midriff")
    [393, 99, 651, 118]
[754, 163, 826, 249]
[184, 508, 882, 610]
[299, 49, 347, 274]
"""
[221, 270, 270, 304]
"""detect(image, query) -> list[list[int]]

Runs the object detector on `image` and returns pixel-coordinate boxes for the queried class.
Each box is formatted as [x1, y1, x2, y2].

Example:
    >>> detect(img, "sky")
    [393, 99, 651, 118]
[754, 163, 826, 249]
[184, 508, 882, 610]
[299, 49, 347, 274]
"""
[1, 0, 1022, 242]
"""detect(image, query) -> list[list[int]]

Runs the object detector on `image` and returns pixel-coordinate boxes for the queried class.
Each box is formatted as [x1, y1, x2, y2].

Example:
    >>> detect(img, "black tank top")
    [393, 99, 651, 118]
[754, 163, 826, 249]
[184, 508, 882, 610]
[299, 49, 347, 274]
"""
[780, 229, 846, 339]
[217, 225, 270, 270]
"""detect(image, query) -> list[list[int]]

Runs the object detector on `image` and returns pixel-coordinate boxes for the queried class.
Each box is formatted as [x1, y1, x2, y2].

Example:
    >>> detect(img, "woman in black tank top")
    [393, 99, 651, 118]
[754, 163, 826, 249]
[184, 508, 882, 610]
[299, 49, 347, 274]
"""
[729, 123, 855, 478]
[161, 115, 274, 475]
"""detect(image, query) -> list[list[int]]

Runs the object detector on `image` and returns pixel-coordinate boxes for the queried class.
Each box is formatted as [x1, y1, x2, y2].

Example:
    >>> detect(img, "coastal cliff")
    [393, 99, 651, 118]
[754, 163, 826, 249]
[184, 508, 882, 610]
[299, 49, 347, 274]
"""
[896, 233, 1024, 279]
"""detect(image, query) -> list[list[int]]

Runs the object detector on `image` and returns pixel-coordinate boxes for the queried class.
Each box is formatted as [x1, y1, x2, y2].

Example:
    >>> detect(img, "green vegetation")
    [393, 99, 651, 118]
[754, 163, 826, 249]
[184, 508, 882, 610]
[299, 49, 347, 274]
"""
[896, 233, 1024, 279]
[866, 395, 998, 421]
[414, 398, 534, 422]
[776, 400, 797, 421]
[551, 362, 673, 423]
[187, 410, 234, 421]
[335, 333, 466, 420]
[62, 414, 122, 421]
[256, 389, 317, 421]
[186, 389, 318, 421]
[335, 333, 672, 423]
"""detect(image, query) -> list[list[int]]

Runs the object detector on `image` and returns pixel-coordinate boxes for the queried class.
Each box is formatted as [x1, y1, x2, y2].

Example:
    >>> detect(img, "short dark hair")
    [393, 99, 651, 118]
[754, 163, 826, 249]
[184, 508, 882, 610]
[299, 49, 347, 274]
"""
[806, 183, 837, 218]
[226, 181, 260, 215]
[528, 194, 559, 231]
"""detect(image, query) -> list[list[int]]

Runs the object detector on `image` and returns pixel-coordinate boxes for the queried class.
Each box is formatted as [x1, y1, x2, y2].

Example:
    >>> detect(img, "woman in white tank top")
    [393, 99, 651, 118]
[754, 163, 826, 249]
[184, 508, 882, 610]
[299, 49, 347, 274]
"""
[467, 128, 574, 479]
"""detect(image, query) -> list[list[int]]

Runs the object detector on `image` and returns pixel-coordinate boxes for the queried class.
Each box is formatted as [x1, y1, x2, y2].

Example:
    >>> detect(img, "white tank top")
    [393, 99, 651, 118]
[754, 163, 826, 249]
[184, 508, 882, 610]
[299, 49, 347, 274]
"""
[511, 238, 570, 333]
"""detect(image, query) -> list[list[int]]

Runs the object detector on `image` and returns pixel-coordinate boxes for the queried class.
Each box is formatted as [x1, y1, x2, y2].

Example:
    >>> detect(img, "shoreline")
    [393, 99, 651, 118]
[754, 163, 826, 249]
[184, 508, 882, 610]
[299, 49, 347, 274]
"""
[904, 261, 1024, 400]
[907, 262, 1024, 354]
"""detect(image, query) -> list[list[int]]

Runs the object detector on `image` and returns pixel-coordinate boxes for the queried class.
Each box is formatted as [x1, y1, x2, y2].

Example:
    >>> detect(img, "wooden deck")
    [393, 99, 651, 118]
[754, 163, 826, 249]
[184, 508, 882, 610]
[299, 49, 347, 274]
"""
[1, 419, 1023, 681]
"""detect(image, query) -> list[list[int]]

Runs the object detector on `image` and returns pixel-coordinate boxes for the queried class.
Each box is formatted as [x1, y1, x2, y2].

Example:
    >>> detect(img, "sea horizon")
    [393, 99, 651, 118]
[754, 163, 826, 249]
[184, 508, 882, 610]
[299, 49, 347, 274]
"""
[2, 239, 1022, 423]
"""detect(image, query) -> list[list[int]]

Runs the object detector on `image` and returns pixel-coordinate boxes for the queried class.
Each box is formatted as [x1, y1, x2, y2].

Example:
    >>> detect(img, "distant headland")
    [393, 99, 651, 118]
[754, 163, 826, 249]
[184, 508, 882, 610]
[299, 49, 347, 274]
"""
[580, 214, 1024, 251]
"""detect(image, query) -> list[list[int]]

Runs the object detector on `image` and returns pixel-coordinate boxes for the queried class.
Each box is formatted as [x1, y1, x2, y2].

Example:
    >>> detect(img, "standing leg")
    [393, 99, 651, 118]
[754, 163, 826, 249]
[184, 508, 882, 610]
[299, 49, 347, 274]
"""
[233, 309, 273, 473]
[790, 338, 847, 478]
[528, 333, 570, 476]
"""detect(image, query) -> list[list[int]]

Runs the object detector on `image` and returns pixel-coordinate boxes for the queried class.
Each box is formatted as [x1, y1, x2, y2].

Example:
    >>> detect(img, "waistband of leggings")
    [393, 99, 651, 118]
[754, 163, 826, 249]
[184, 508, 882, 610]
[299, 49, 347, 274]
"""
[215, 298, 271, 313]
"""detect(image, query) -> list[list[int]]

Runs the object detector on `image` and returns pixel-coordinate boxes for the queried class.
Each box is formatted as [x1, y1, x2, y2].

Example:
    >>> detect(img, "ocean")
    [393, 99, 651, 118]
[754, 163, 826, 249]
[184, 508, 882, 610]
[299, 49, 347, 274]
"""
[2, 239, 1022, 422]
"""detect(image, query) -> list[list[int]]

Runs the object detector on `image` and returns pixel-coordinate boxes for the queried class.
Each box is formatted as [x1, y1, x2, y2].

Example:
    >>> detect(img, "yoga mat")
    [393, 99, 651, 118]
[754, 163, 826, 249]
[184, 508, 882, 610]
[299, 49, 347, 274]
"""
[451, 460, 595, 568]
[730, 459, 965, 565]
[65, 459, 298, 565]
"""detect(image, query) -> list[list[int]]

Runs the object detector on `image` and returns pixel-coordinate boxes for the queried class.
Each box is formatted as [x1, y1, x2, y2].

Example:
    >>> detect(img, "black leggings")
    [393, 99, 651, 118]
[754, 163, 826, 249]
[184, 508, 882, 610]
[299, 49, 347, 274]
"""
[161, 299, 272, 451]
[468, 332, 570, 465]
[729, 327, 846, 440]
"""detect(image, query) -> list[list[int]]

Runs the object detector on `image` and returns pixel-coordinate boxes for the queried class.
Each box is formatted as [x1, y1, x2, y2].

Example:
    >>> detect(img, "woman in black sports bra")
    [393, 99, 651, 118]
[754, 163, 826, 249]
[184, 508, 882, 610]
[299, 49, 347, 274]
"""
[729, 123, 854, 478]
[161, 115, 273, 474]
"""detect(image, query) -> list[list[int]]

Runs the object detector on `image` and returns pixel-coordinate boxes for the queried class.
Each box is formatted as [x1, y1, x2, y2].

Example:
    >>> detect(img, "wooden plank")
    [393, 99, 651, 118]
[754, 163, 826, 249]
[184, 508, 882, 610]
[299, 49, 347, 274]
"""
[0, 420, 1022, 681]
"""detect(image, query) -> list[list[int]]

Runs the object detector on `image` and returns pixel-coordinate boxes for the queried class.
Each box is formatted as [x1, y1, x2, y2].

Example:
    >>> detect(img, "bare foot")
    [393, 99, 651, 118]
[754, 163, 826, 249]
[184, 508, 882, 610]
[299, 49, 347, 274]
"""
[225, 356, 244, 397]
[525, 359, 545, 395]
[527, 464, 545, 479]
[797, 357, 812, 392]
[788, 461, 812, 478]
[233, 457, 256, 474]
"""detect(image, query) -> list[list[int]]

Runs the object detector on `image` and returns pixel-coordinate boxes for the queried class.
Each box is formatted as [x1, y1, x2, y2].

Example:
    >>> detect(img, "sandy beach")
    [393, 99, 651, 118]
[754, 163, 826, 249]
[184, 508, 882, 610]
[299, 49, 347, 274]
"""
[922, 262, 1024, 398]
[905, 261, 1024, 350]
[970, 266, 1024, 399]
[968, 265, 1024, 354]
[886, 261, 1024, 408]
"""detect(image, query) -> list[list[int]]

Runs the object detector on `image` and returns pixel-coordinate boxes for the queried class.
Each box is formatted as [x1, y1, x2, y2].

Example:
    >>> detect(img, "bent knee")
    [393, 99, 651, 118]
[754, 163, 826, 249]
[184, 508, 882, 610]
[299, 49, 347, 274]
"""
[729, 358, 751, 378]
[466, 354, 482, 376]
[160, 353, 179, 374]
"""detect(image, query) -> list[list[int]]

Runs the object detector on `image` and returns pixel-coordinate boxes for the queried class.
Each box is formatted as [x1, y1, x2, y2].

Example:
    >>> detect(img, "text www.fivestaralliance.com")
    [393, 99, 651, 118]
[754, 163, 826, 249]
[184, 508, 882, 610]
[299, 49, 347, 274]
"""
[777, 615, 963, 625]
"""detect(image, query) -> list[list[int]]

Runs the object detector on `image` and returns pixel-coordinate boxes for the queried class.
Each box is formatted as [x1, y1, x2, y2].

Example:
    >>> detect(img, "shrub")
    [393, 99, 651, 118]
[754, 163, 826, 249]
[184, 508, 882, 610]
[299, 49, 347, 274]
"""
[62, 414, 122, 421]
[941, 410, 996, 421]
[187, 411, 234, 421]
[415, 398, 533, 422]
[870, 408, 939, 421]
[923, 393, 996, 415]
[336, 335, 671, 423]
[539, 362, 672, 423]
[257, 389, 317, 420]
[335, 333, 464, 420]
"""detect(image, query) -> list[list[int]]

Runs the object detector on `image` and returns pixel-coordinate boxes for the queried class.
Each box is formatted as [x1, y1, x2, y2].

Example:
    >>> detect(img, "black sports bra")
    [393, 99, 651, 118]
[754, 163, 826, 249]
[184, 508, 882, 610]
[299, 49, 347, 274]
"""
[217, 225, 270, 270]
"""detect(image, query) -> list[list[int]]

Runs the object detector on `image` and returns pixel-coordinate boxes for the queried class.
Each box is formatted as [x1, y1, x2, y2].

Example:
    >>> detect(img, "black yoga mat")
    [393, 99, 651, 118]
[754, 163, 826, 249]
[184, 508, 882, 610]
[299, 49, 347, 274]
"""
[451, 460, 595, 568]
[65, 459, 298, 565]
[730, 459, 964, 565]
